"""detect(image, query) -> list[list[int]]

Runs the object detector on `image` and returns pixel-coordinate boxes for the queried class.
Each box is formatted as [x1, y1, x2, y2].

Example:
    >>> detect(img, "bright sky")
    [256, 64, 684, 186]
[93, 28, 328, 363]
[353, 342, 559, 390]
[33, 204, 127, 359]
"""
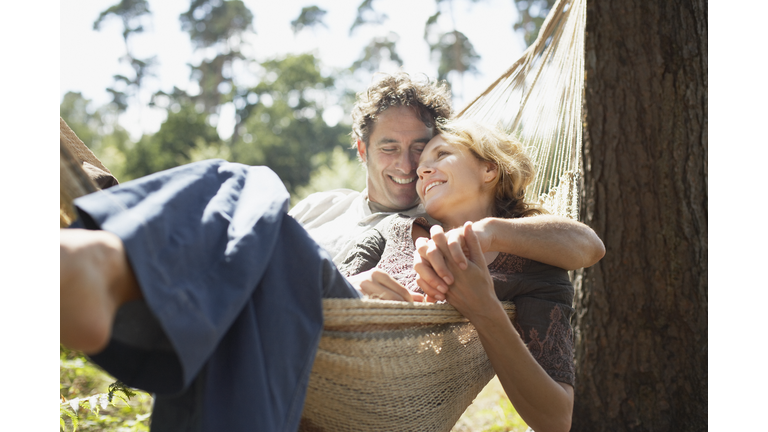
[60, 0, 526, 140]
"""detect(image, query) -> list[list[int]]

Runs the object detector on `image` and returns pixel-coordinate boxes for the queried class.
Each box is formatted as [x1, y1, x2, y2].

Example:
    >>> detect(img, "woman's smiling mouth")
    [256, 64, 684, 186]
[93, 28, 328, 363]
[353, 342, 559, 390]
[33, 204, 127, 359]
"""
[424, 181, 446, 194]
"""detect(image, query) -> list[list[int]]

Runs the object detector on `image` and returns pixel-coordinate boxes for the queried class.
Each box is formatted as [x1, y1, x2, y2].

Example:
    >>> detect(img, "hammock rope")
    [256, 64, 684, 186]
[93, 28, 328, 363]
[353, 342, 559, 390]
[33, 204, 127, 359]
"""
[301, 300, 515, 432]
[459, 0, 586, 221]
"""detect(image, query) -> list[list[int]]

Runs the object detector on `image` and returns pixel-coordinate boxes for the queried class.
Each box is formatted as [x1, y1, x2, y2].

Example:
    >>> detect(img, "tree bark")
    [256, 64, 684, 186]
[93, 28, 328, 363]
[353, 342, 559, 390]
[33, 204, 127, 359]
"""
[573, 0, 707, 430]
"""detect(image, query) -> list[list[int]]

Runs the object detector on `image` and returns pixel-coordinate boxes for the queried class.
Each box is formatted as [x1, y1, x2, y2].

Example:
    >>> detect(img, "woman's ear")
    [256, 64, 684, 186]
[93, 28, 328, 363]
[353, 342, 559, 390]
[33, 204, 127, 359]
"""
[483, 162, 499, 183]
[356, 139, 366, 163]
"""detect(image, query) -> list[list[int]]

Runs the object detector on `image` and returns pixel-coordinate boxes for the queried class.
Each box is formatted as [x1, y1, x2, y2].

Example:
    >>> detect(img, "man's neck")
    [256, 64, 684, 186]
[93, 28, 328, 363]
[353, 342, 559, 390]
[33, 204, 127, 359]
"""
[367, 199, 418, 214]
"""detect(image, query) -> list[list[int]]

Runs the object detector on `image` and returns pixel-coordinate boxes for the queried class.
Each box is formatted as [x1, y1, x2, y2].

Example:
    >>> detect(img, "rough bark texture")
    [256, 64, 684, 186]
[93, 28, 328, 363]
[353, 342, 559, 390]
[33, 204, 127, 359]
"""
[573, 0, 707, 431]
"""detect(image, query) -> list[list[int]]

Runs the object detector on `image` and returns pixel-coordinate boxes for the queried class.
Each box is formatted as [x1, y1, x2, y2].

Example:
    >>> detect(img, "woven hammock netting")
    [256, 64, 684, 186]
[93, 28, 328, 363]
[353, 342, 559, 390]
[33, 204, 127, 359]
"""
[59, 0, 586, 430]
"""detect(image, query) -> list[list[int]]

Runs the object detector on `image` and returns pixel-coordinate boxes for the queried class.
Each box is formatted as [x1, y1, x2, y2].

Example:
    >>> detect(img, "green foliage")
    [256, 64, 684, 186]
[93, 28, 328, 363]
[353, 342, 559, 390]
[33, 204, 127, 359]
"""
[122, 101, 222, 180]
[60, 347, 152, 432]
[179, 0, 254, 113]
[291, 6, 328, 35]
[421, 0, 481, 94]
[230, 53, 350, 195]
[349, 0, 388, 35]
[190, 52, 243, 112]
[351, 32, 403, 73]
[92, 0, 151, 41]
[292, 146, 367, 205]
[452, 377, 528, 432]
[430, 30, 480, 82]
[513, 0, 556, 46]
[93, 0, 156, 114]
[180, 0, 254, 49]
[60, 91, 132, 182]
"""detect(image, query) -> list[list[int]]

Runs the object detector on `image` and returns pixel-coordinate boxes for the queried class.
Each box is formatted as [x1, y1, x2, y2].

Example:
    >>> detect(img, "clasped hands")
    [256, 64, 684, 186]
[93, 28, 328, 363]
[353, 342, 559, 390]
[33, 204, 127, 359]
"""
[351, 222, 497, 315]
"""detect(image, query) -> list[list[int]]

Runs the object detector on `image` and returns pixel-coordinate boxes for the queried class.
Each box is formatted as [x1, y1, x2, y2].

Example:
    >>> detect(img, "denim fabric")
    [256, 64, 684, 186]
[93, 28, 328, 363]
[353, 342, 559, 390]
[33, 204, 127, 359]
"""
[71, 160, 359, 432]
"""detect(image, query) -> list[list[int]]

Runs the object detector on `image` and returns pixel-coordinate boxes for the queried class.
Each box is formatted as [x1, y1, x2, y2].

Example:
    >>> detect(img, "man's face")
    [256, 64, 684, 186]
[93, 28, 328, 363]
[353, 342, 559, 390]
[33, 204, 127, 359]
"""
[358, 105, 434, 211]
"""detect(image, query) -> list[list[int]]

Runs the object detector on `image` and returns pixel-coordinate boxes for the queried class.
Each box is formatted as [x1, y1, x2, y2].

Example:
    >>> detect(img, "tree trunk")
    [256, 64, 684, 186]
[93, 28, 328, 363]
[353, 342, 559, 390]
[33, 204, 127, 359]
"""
[573, 0, 707, 431]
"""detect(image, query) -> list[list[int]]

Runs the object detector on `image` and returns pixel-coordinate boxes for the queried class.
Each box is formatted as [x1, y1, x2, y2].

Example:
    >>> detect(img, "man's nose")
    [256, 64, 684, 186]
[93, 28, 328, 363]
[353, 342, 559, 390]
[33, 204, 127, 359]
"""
[396, 152, 416, 173]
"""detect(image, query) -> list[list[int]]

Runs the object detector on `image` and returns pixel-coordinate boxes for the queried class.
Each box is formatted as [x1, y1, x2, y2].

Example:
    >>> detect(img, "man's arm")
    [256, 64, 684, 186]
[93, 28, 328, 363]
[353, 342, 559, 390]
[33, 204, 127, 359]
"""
[414, 216, 605, 299]
[474, 215, 605, 270]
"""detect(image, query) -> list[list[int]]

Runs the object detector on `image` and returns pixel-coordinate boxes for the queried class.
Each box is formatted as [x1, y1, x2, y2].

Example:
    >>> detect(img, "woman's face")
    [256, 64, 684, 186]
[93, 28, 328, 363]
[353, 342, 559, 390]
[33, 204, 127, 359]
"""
[416, 135, 497, 228]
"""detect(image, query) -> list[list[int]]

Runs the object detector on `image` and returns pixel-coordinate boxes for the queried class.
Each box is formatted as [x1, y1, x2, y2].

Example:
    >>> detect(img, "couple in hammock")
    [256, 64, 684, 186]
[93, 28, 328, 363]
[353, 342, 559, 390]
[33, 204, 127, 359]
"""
[60, 73, 603, 432]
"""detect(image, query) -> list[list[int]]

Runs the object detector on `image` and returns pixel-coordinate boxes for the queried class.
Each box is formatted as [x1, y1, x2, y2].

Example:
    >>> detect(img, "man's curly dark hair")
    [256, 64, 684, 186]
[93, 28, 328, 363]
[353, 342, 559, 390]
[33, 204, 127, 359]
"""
[350, 72, 452, 148]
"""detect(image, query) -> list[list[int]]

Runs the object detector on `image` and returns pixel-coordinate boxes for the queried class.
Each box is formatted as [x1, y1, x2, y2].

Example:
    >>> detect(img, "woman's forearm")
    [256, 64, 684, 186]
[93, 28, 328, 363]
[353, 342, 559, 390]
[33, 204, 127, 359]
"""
[469, 302, 574, 432]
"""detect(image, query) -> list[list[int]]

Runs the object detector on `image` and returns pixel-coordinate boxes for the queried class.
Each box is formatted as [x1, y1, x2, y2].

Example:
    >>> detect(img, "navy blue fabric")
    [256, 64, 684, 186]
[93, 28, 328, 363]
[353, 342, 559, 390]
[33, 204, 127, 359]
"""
[71, 160, 359, 432]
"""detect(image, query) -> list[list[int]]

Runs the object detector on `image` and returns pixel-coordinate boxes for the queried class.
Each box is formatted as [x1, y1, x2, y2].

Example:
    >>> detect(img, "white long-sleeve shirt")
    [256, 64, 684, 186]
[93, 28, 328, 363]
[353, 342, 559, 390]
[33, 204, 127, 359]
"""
[289, 188, 426, 265]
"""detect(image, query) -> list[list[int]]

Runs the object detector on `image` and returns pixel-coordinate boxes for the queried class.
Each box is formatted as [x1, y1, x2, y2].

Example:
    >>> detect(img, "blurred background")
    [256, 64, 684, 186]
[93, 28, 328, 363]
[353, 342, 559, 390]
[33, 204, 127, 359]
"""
[60, 0, 553, 204]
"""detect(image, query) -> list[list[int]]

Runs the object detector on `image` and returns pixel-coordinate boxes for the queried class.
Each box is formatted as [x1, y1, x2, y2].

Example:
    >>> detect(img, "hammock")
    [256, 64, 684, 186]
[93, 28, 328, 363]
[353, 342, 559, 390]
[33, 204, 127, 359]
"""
[59, 0, 585, 429]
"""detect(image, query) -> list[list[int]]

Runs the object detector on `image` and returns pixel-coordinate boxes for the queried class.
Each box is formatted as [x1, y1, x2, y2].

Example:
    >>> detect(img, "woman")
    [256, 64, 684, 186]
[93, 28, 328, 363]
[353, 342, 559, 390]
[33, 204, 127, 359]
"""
[339, 118, 575, 432]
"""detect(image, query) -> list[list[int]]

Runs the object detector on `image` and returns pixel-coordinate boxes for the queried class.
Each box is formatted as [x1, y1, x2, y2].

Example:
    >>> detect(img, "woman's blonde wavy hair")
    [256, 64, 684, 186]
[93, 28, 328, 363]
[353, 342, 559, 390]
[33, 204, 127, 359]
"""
[438, 118, 546, 219]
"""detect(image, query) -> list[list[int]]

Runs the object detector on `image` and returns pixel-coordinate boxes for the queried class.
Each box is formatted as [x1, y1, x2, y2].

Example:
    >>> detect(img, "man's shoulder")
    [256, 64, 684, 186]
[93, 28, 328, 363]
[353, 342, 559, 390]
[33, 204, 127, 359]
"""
[289, 188, 365, 224]
[298, 188, 360, 203]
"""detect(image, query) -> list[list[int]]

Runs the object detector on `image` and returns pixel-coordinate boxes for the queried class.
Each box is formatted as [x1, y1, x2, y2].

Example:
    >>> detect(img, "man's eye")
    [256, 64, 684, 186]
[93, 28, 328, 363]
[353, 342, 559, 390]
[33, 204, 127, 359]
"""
[381, 148, 397, 153]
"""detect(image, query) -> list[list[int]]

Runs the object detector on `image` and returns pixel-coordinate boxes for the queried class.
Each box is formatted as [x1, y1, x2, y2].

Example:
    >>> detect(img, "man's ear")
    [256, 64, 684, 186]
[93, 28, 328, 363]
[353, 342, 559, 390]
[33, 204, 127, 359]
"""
[483, 162, 499, 183]
[356, 139, 367, 162]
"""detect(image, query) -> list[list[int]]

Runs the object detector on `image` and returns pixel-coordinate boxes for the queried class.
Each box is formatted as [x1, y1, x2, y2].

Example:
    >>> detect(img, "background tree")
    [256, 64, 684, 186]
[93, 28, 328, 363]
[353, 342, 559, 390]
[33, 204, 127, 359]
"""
[351, 32, 404, 73]
[573, 0, 707, 430]
[422, 1, 481, 98]
[512, 0, 556, 46]
[230, 53, 352, 195]
[179, 0, 254, 113]
[291, 5, 328, 34]
[93, 0, 156, 114]
[122, 101, 223, 180]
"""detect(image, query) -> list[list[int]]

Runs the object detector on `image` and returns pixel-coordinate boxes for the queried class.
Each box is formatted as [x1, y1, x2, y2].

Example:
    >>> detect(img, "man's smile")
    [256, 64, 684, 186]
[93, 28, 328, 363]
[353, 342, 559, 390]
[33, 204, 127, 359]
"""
[390, 175, 417, 185]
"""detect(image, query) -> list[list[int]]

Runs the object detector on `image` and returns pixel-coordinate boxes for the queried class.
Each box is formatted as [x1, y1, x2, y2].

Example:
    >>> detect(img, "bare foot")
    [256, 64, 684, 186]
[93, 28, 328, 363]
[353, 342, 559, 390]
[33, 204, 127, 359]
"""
[60, 229, 141, 354]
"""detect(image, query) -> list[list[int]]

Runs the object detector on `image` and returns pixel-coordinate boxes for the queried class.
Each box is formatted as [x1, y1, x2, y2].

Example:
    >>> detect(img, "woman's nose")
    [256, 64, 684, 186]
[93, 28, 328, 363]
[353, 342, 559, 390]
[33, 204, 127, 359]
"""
[417, 164, 433, 179]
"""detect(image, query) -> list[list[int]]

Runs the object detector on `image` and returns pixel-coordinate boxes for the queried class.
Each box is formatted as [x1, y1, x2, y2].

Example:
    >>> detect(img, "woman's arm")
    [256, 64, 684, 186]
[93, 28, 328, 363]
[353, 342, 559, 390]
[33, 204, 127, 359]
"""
[472, 304, 574, 432]
[422, 222, 574, 431]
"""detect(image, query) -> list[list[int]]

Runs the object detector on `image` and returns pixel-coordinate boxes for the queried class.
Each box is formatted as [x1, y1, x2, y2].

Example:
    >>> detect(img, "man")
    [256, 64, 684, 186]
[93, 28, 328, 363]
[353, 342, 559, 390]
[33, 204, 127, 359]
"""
[290, 72, 604, 301]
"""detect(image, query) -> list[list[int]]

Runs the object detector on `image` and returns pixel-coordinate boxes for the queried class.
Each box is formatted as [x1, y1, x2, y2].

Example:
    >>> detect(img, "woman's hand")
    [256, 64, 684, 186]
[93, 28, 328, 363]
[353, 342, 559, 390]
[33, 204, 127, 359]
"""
[347, 268, 425, 302]
[428, 222, 500, 320]
[413, 223, 494, 300]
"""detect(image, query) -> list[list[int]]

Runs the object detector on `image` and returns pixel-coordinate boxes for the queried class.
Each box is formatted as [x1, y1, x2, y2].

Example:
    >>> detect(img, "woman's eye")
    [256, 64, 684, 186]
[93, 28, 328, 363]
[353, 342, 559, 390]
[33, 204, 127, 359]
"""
[437, 151, 450, 158]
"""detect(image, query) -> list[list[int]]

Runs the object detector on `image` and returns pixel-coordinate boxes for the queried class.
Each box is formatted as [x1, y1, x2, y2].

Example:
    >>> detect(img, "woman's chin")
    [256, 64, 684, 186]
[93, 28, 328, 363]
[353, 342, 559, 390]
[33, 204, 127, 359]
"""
[423, 202, 445, 221]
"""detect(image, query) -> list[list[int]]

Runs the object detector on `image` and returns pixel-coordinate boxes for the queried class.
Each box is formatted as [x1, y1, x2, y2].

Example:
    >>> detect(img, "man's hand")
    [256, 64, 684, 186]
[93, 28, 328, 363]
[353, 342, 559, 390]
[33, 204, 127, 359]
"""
[347, 268, 425, 302]
[413, 223, 493, 300]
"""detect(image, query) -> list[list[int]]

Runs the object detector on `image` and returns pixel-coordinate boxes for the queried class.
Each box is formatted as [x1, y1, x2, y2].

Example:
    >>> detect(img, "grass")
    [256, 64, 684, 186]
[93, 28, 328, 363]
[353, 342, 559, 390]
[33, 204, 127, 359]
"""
[61, 347, 526, 432]
[60, 347, 153, 432]
[452, 376, 529, 432]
